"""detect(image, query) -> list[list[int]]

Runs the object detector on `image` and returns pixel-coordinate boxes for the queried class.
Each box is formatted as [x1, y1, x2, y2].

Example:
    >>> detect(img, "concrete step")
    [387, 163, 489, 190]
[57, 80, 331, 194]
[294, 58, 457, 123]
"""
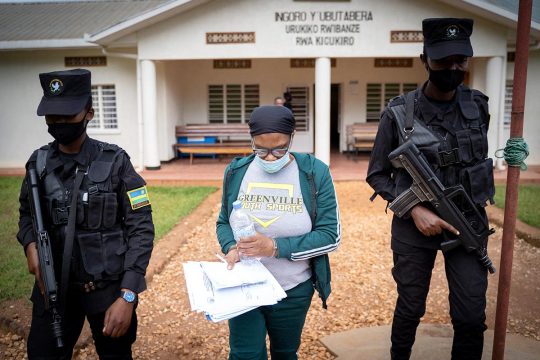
[320, 324, 539, 360]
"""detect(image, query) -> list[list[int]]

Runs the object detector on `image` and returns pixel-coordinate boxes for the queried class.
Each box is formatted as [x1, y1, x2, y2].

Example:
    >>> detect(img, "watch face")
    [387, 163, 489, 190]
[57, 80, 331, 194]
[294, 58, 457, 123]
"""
[123, 291, 136, 303]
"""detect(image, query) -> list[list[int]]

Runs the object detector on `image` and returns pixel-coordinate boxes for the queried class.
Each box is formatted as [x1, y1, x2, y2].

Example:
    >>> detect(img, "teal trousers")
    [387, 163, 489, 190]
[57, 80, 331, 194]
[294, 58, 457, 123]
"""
[228, 279, 314, 360]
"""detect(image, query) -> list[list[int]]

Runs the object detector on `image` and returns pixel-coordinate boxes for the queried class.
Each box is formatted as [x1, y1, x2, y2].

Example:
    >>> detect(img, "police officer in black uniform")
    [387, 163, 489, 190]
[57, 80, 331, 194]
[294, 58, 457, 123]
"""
[17, 69, 154, 359]
[367, 18, 495, 360]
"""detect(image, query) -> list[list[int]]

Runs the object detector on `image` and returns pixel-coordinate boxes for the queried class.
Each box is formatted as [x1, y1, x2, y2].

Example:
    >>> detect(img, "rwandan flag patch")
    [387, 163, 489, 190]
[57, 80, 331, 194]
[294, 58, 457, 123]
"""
[127, 186, 150, 210]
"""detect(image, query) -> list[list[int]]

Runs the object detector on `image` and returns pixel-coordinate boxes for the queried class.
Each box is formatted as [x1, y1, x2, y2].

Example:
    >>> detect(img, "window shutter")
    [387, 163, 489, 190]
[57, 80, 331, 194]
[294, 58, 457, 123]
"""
[504, 81, 513, 126]
[88, 85, 118, 130]
[226, 84, 242, 123]
[244, 84, 259, 121]
[209, 85, 224, 124]
[384, 83, 400, 105]
[402, 83, 418, 93]
[88, 86, 100, 129]
[209, 84, 260, 123]
[288, 86, 309, 132]
[366, 83, 382, 121]
[101, 85, 117, 129]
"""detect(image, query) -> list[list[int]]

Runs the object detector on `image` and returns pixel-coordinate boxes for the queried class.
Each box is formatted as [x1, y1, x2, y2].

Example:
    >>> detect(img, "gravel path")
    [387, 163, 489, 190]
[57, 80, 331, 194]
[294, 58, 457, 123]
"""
[3, 181, 539, 359]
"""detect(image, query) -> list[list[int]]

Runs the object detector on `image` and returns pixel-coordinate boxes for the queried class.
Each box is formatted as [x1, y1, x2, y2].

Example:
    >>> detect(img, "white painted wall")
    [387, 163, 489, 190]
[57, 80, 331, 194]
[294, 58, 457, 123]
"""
[137, 0, 507, 60]
[505, 52, 540, 166]
[0, 49, 139, 167]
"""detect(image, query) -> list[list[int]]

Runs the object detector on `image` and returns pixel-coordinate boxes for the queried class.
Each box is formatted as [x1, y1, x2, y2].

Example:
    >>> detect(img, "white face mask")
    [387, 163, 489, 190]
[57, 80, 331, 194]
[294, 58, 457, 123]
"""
[254, 151, 291, 173]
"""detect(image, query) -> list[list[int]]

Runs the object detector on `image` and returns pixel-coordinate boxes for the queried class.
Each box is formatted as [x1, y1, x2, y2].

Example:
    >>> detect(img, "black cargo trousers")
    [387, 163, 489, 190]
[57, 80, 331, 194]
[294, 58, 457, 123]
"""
[27, 283, 137, 360]
[390, 239, 488, 360]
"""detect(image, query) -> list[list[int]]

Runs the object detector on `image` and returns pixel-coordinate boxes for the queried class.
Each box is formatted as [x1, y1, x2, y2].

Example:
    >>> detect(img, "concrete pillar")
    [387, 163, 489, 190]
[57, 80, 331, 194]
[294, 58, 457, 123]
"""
[315, 57, 331, 166]
[485, 56, 505, 169]
[141, 59, 160, 170]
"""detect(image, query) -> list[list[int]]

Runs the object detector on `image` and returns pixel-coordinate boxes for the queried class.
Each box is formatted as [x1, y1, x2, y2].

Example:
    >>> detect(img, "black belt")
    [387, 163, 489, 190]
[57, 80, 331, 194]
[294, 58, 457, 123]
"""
[71, 280, 110, 293]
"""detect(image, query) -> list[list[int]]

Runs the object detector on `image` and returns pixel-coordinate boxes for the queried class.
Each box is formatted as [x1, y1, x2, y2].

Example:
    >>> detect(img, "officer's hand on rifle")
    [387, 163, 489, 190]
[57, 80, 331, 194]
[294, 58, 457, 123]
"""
[25, 242, 45, 295]
[410, 205, 460, 237]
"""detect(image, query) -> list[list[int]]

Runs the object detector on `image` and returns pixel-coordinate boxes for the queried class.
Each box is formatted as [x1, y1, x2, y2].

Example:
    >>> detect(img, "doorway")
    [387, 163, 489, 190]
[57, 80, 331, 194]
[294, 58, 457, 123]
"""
[330, 84, 341, 150]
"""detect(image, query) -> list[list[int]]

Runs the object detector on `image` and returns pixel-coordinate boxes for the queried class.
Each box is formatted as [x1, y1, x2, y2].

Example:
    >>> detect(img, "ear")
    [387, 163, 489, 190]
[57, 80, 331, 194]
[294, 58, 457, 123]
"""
[420, 54, 429, 71]
[85, 107, 95, 121]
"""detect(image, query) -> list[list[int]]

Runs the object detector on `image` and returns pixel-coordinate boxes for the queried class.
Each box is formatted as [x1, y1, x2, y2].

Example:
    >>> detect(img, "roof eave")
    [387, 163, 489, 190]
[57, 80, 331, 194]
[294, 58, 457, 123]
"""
[0, 38, 97, 51]
[86, 0, 211, 45]
[438, 0, 540, 38]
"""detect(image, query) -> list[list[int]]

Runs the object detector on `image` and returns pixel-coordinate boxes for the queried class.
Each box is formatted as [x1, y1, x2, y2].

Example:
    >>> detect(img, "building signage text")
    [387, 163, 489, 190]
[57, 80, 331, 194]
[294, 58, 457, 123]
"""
[275, 10, 373, 46]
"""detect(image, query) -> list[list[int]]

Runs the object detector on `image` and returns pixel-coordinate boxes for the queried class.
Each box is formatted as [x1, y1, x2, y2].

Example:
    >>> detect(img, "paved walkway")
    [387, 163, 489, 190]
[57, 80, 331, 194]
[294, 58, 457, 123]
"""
[3, 152, 540, 183]
[321, 324, 540, 360]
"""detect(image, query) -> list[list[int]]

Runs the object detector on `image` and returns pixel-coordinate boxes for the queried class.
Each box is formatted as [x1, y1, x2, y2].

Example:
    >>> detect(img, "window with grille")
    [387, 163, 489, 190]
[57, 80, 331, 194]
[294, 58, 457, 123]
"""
[88, 85, 118, 130]
[504, 81, 513, 127]
[366, 83, 418, 122]
[287, 86, 309, 132]
[208, 84, 260, 123]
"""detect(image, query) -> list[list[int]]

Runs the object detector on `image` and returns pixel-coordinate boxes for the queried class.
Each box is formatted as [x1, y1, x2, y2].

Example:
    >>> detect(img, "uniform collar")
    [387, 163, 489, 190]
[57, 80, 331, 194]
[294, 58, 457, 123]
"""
[47, 136, 94, 171]
[417, 82, 460, 124]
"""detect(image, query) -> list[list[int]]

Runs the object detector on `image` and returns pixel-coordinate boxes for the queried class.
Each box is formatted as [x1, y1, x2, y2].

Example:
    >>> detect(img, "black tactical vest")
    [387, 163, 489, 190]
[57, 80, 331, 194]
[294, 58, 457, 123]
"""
[36, 143, 127, 282]
[389, 86, 495, 207]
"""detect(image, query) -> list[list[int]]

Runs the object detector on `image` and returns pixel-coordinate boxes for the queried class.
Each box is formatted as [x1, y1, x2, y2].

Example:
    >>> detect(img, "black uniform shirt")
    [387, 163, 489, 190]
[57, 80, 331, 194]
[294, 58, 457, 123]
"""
[366, 84, 489, 250]
[17, 136, 154, 312]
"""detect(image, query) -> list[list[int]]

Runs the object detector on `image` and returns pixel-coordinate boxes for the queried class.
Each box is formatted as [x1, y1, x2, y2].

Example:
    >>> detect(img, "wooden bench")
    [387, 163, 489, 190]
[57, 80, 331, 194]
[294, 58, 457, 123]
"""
[173, 124, 252, 165]
[346, 122, 380, 155]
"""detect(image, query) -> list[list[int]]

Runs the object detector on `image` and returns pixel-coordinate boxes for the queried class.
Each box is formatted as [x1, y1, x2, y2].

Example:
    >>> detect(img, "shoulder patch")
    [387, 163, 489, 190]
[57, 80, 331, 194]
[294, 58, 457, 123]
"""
[127, 186, 151, 210]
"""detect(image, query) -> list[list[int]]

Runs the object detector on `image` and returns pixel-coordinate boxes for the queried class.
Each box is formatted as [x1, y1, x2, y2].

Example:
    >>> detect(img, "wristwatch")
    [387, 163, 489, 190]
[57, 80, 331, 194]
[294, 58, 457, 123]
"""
[120, 290, 137, 304]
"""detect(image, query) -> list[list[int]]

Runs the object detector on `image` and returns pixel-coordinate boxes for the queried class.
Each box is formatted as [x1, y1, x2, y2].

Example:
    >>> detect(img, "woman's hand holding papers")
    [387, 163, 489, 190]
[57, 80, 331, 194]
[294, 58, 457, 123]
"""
[225, 246, 240, 270]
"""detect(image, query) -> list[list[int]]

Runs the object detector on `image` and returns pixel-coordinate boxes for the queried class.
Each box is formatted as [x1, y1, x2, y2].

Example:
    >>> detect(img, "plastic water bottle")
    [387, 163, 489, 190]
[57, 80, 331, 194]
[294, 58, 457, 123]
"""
[230, 200, 256, 261]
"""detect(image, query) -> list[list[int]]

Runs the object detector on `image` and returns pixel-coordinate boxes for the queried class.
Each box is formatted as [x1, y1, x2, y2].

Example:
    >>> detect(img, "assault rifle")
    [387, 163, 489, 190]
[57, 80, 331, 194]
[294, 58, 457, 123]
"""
[388, 141, 496, 274]
[27, 168, 64, 348]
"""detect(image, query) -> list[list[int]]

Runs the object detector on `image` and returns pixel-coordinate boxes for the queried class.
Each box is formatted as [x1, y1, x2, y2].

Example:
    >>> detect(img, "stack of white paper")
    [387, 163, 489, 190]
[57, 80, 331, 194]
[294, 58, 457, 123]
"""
[183, 260, 287, 322]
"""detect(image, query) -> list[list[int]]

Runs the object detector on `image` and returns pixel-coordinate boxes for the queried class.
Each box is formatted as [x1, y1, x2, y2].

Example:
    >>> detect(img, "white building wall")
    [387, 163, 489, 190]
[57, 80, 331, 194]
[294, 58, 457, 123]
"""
[0, 50, 139, 167]
[505, 52, 540, 166]
[137, 0, 507, 60]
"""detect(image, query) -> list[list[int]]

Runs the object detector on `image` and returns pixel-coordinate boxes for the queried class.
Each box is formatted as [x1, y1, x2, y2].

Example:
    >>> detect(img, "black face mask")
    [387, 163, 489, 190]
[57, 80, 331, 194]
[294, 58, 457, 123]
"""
[47, 117, 88, 145]
[428, 68, 465, 93]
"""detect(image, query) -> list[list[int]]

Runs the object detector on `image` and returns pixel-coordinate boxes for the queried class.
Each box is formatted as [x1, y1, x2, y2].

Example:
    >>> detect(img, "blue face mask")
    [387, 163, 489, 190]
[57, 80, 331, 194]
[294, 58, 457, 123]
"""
[254, 152, 291, 173]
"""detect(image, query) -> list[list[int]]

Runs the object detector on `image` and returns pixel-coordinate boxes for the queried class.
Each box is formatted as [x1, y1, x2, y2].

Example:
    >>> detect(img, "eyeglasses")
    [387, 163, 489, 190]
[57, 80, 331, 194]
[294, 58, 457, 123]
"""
[251, 137, 292, 158]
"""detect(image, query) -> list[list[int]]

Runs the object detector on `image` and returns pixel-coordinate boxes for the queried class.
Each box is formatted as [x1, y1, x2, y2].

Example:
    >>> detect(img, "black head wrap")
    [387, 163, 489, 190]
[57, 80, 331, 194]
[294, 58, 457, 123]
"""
[249, 105, 295, 136]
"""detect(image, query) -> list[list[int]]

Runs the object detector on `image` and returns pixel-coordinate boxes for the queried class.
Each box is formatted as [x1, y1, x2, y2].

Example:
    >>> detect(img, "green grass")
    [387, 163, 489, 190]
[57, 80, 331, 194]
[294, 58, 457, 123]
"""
[494, 184, 540, 228]
[148, 185, 217, 240]
[0, 176, 216, 302]
[0, 177, 32, 302]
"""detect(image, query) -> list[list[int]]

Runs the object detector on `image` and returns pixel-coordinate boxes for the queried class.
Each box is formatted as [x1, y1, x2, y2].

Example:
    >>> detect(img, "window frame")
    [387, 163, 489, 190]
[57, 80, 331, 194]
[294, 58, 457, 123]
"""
[87, 84, 120, 134]
[208, 84, 260, 124]
[365, 82, 418, 122]
[285, 85, 310, 132]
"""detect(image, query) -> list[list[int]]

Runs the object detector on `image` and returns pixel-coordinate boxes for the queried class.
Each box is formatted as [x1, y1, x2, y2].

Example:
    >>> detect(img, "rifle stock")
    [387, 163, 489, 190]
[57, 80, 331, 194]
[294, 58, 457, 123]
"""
[27, 168, 64, 348]
[388, 141, 496, 274]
